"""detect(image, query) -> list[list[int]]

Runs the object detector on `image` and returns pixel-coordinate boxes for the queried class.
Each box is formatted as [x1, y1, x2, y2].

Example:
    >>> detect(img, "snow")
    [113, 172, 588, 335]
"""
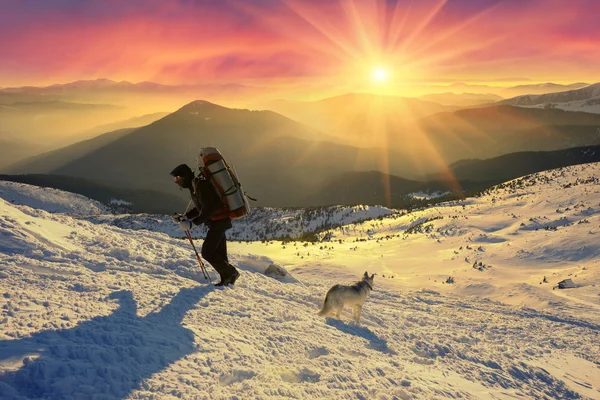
[109, 199, 131, 206]
[0, 181, 110, 215]
[1, 163, 600, 399]
[408, 191, 451, 200]
[521, 100, 600, 114]
[83, 205, 398, 241]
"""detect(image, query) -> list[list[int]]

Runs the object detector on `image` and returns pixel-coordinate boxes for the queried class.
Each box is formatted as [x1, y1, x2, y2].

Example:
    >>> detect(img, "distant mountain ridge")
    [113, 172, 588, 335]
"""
[415, 105, 600, 162]
[0, 79, 259, 95]
[503, 82, 589, 95]
[0, 174, 184, 214]
[431, 144, 600, 183]
[7, 142, 600, 212]
[265, 93, 456, 148]
[0, 99, 134, 146]
[4, 78, 589, 98]
[66, 112, 170, 145]
[416, 92, 503, 106]
[498, 83, 600, 106]
[9, 100, 417, 207]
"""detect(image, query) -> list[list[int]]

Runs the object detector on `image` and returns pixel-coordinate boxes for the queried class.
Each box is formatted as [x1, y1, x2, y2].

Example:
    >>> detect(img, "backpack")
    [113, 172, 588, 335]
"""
[196, 147, 251, 220]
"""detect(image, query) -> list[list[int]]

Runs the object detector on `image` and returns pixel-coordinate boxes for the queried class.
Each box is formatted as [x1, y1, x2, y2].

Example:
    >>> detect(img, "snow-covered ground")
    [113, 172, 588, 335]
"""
[521, 100, 600, 114]
[82, 205, 399, 241]
[408, 191, 451, 200]
[1, 164, 599, 399]
[0, 181, 110, 215]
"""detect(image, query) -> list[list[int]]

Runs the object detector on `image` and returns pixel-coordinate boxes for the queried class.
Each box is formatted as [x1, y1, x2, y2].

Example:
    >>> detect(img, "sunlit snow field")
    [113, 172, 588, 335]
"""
[1, 164, 599, 399]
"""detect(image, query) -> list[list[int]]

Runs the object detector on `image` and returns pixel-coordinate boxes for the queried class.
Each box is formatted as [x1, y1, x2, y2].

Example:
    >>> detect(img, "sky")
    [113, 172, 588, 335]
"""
[1, 0, 599, 89]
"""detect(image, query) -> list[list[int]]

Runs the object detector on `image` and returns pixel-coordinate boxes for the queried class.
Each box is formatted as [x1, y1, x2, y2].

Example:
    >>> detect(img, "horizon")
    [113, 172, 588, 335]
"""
[2, 0, 600, 208]
[2, 0, 600, 97]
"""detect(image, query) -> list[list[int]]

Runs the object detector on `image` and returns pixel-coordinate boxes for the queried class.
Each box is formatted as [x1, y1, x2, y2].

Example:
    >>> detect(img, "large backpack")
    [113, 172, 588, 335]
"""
[196, 147, 251, 220]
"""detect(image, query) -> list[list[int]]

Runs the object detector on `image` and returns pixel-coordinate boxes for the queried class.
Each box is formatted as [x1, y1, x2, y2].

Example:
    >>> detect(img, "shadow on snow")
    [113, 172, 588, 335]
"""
[325, 318, 394, 354]
[0, 286, 212, 399]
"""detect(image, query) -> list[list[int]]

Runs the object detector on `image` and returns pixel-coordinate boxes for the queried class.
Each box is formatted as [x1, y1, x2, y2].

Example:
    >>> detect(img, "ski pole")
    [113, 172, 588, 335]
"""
[184, 230, 209, 281]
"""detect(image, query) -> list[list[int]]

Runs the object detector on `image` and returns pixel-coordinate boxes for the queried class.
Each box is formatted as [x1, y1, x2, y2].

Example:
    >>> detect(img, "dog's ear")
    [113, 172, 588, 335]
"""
[371, 273, 375, 279]
[364, 271, 368, 278]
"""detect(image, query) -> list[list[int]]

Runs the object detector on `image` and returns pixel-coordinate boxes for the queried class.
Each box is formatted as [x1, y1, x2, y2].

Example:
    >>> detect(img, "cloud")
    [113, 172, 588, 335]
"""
[0, 0, 599, 86]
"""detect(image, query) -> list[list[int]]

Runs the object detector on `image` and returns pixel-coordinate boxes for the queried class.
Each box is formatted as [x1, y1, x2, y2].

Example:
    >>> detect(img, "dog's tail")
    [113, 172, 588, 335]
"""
[318, 291, 332, 317]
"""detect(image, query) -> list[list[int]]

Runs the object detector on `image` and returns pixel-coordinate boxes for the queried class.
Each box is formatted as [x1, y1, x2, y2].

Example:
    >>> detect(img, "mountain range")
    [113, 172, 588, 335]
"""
[416, 92, 502, 106]
[0, 100, 133, 145]
[497, 83, 600, 114]
[4, 81, 600, 210]
[264, 93, 456, 148]
[8, 101, 416, 207]
[6, 98, 600, 210]
[1, 79, 592, 109]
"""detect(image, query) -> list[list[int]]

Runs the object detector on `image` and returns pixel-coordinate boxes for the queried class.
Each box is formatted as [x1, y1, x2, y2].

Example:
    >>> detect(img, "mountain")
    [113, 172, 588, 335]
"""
[304, 171, 421, 207]
[415, 105, 600, 163]
[497, 83, 600, 114]
[0, 79, 262, 97]
[430, 144, 600, 183]
[403, 81, 589, 97]
[12, 100, 600, 209]
[264, 93, 456, 148]
[302, 171, 469, 207]
[1, 163, 599, 399]
[0, 174, 185, 214]
[66, 112, 170, 145]
[0, 79, 270, 111]
[6, 128, 137, 174]
[416, 92, 503, 106]
[8, 101, 417, 207]
[267, 95, 600, 166]
[0, 100, 133, 145]
[0, 180, 110, 214]
[500, 82, 590, 97]
[0, 132, 46, 171]
[305, 170, 504, 208]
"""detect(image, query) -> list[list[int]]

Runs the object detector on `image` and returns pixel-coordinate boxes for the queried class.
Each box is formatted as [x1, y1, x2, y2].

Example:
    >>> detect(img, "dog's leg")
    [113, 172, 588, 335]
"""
[354, 305, 362, 323]
[335, 307, 342, 319]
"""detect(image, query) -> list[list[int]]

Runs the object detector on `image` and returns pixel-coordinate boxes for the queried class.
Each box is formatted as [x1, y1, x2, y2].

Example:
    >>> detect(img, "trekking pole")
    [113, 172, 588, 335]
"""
[184, 230, 210, 281]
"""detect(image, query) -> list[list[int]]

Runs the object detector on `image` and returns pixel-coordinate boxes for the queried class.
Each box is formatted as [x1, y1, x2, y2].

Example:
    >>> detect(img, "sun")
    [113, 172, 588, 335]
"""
[370, 67, 389, 83]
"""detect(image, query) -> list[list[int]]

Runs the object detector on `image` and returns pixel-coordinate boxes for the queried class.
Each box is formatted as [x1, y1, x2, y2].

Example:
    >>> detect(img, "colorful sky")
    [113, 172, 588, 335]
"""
[1, 0, 599, 89]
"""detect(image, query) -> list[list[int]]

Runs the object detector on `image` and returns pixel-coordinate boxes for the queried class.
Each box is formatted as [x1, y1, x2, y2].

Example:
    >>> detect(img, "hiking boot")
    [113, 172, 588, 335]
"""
[215, 276, 229, 286]
[228, 269, 240, 285]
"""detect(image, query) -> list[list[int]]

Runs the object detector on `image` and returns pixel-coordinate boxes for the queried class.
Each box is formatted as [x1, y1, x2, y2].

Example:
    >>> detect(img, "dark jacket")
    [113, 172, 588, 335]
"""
[185, 177, 232, 230]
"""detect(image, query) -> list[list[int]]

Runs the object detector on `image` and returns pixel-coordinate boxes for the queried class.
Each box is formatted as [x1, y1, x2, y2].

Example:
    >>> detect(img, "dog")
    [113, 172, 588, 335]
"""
[318, 272, 374, 323]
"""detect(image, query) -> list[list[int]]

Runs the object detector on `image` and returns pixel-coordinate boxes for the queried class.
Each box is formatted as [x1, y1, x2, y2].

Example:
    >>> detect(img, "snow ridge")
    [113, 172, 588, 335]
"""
[82, 205, 398, 241]
[0, 181, 110, 215]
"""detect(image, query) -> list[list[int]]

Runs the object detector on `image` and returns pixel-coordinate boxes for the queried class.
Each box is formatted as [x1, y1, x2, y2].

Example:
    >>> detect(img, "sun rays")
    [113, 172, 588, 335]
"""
[234, 0, 515, 202]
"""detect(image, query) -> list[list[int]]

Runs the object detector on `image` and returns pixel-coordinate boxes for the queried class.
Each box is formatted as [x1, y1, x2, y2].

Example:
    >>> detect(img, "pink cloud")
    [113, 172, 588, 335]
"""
[0, 0, 599, 86]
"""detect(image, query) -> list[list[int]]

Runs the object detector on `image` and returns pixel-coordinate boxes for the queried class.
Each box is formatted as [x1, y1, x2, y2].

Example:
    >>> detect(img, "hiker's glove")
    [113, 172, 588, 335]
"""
[178, 220, 193, 231]
[172, 213, 184, 223]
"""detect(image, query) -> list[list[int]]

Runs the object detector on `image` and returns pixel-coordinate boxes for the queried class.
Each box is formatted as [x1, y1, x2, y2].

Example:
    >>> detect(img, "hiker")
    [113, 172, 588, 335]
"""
[171, 163, 240, 286]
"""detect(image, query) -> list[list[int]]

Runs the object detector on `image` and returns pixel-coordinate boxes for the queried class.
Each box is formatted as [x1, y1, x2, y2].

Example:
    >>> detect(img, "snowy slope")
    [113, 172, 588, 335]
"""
[520, 100, 600, 114]
[499, 83, 600, 114]
[83, 205, 398, 241]
[1, 165, 600, 399]
[0, 181, 110, 215]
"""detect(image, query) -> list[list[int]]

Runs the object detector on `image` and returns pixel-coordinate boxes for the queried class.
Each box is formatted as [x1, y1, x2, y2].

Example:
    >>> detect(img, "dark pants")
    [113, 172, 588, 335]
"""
[201, 227, 236, 280]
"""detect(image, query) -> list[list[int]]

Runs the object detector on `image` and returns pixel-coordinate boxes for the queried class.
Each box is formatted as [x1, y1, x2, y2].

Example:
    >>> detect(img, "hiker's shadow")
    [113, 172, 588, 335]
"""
[0, 286, 212, 399]
[325, 318, 394, 354]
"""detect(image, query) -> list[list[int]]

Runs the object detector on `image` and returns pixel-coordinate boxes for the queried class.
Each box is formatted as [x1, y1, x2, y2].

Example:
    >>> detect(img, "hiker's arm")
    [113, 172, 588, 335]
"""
[191, 186, 221, 224]
[191, 202, 217, 225]
[185, 207, 200, 220]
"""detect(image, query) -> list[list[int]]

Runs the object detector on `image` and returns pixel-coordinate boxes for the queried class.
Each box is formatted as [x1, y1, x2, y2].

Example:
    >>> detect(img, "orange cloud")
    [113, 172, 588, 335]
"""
[0, 0, 599, 87]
